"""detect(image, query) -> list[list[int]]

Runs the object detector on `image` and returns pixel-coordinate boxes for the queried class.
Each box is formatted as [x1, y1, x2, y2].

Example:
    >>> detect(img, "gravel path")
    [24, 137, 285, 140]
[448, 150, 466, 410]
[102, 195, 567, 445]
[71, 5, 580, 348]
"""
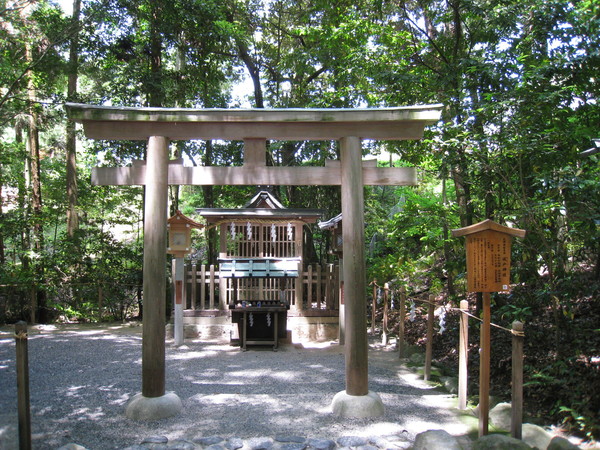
[0, 323, 472, 449]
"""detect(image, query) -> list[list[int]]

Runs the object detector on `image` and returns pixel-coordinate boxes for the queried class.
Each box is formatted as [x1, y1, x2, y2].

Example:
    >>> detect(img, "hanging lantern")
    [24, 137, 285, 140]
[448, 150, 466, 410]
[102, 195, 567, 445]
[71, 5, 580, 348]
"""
[167, 210, 204, 257]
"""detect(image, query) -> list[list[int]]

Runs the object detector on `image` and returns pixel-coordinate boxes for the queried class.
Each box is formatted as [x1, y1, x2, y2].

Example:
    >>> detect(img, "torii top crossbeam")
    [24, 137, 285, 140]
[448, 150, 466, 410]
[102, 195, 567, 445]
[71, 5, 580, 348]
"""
[66, 103, 442, 141]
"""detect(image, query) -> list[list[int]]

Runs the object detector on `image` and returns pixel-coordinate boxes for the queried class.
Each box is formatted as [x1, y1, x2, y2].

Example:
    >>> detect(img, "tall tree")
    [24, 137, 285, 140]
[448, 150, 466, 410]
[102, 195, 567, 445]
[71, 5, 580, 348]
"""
[66, 0, 81, 236]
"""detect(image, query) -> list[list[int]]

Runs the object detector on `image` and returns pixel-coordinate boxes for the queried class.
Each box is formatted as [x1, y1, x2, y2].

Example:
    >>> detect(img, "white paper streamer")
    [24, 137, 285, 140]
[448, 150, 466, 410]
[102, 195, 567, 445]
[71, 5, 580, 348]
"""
[287, 222, 293, 240]
[230, 222, 236, 240]
[266, 313, 271, 327]
[271, 223, 277, 242]
[249, 313, 254, 327]
[409, 301, 416, 322]
[247, 222, 253, 240]
[436, 306, 447, 335]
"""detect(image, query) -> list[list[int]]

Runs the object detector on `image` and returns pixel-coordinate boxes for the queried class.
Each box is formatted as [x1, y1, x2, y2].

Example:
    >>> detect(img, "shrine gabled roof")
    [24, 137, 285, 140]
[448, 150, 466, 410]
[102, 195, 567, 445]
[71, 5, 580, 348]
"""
[244, 191, 285, 209]
[318, 213, 343, 230]
[196, 208, 323, 224]
[452, 219, 526, 238]
[167, 210, 204, 229]
[198, 189, 322, 223]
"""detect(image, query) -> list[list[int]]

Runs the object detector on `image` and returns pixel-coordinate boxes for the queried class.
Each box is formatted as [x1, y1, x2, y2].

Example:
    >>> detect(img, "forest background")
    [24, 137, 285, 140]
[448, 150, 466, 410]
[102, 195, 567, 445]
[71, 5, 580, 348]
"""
[1, 0, 599, 442]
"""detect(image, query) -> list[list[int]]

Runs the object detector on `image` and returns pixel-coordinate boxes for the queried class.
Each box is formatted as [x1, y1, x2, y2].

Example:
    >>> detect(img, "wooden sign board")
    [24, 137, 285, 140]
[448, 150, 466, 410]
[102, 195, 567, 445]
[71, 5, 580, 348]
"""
[452, 219, 526, 293]
[465, 230, 512, 292]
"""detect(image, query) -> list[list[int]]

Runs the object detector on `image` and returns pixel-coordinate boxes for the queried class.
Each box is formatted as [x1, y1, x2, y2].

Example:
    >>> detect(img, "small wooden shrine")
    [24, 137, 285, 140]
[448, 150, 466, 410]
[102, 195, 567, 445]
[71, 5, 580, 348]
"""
[195, 190, 326, 348]
[198, 190, 322, 263]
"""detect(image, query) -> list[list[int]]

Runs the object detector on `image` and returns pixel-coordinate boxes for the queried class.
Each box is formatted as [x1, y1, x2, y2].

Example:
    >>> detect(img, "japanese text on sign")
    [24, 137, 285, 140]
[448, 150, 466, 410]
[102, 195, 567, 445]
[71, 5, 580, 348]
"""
[466, 230, 511, 293]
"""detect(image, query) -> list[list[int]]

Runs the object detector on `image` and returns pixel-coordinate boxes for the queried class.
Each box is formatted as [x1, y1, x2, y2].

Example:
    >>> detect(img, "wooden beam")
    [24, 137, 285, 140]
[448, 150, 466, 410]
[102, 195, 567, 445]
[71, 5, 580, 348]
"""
[65, 103, 443, 141]
[80, 121, 432, 141]
[92, 165, 417, 186]
[141, 136, 169, 398]
[341, 136, 369, 396]
[244, 138, 267, 168]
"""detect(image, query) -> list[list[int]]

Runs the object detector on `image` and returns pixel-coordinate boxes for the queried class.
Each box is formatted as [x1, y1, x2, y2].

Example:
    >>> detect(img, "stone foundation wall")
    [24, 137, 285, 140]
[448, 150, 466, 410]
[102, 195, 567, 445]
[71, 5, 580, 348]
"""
[168, 314, 340, 344]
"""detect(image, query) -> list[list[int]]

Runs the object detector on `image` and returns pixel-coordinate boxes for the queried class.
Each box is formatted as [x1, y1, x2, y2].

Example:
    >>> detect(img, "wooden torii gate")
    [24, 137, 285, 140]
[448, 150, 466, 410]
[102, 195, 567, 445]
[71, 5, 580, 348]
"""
[66, 103, 442, 420]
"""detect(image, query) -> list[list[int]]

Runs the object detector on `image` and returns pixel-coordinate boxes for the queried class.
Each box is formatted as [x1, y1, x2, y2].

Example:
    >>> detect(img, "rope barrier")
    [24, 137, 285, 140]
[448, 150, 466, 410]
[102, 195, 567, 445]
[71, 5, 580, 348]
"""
[447, 307, 524, 336]
[377, 284, 525, 337]
[14, 331, 28, 340]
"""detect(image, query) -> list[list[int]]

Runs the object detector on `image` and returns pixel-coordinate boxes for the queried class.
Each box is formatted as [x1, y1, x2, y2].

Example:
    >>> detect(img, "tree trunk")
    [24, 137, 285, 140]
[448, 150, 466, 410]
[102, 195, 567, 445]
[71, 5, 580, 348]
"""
[202, 141, 217, 264]
[237, 39, 264, 108]
[147, 3, 163, 107]
[66, 0, 81, 236]
[26, 42, 46, 322]
[0, 162, 4, 265]
[441, 175, 456, 296]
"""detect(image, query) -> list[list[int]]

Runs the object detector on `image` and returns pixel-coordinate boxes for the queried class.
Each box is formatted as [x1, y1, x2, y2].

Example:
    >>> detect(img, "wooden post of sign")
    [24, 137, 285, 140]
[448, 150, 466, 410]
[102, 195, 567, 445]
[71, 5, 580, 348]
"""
[511, 321, 524, 439]
[382, 283, 389, 345]
[15, 321, 31, 450]
[424, 294, 435, 381]
[398, 286, 406, 358]
[458, 299, 469, 410]
[480, 292, 492, 436]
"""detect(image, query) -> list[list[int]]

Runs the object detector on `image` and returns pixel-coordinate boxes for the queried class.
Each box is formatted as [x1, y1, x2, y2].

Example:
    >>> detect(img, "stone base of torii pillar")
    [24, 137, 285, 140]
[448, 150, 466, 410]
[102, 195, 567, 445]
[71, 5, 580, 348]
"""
[125, 392, 182, 421]
[331, 390, 384, 418]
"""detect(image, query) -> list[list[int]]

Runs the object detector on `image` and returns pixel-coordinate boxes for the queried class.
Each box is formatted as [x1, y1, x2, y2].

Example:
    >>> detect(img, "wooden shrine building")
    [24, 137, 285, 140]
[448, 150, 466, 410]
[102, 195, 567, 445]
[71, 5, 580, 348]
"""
[185, 190, 341, 344]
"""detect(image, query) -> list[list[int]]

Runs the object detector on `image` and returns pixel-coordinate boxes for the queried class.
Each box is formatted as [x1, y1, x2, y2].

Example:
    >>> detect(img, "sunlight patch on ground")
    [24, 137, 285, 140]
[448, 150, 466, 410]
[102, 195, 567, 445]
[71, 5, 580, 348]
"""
[70, 407, 105, 421]
[168, 351, 210, 360]
[350, 421, 409, 437]
[65, 385, 88, 397]
[270, 370, 303, 380]
[109, 392, 131, 406]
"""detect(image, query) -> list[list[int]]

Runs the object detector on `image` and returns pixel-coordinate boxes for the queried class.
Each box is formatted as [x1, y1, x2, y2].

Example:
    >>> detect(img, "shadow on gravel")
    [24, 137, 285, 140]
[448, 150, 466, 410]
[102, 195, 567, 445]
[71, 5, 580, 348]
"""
[0, 325, 469, 449]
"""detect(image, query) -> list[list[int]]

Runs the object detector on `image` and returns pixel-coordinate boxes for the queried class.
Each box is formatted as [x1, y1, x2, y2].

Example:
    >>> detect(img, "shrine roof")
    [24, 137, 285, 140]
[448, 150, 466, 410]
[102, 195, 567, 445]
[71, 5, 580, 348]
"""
[65, 103, 443, 141]
[196, 208, 323, 224]
[318, 213, 343, 230]
[452, 219, 526, 238]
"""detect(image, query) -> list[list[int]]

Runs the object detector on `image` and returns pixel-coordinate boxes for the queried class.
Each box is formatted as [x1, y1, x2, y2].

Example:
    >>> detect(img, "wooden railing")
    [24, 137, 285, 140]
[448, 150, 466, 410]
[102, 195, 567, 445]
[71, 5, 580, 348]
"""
[183, 262, 340, 313]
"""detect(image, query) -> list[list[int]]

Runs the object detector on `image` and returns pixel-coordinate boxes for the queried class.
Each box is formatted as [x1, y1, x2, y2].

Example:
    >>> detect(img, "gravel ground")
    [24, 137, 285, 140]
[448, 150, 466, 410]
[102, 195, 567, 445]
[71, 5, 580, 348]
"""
[0, 323, 473, 449]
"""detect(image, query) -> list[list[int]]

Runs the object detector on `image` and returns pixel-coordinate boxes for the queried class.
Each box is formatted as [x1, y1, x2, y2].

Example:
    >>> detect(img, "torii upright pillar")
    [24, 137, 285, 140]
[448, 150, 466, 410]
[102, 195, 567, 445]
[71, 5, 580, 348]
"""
[125, 136, 182, 420]
[331, 136, 384, 417]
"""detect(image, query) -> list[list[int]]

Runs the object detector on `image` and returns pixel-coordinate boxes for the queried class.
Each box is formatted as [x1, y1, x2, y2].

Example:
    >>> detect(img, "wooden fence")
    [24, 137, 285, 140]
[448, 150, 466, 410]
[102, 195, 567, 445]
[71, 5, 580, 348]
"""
[183, 262, 340, 313]
[373, 280, 525, 439]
